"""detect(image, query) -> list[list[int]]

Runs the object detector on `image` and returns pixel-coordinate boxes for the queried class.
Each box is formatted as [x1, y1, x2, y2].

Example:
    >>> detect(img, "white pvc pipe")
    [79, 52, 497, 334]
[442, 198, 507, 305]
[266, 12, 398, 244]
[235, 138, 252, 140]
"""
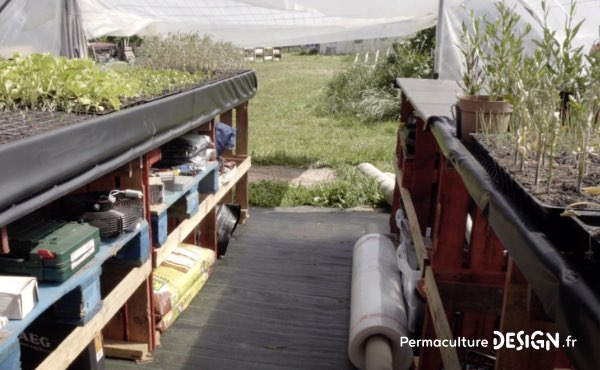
[357, 163, 395, 206]
[348, 233, 413, 370]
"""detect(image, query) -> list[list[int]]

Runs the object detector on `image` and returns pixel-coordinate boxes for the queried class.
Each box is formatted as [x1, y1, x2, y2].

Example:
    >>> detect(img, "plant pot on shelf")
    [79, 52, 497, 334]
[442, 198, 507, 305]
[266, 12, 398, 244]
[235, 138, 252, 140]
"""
[456, 95, 513, 143]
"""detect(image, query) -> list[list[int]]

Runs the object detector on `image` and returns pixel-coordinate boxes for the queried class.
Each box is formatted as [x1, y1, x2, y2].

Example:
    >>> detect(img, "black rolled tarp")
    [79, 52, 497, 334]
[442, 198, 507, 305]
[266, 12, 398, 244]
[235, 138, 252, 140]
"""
[429, 117, 600, 370]
[0, 70, 257, 227]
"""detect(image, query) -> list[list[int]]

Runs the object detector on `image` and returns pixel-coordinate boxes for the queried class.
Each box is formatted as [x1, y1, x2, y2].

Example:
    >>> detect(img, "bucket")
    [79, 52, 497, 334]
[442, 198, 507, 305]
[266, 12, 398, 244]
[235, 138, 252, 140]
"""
[457, 95, 512, 143]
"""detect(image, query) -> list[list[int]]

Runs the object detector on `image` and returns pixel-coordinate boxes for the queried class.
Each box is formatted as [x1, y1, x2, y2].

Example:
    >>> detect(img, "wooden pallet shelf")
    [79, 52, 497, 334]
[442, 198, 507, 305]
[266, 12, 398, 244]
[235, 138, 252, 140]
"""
[0, 84, 255, 370]
[153, 155, 250, 267]
[36, 259, 152, 370]
[0, 222, 149, 363]
[392, 78, 574, 370]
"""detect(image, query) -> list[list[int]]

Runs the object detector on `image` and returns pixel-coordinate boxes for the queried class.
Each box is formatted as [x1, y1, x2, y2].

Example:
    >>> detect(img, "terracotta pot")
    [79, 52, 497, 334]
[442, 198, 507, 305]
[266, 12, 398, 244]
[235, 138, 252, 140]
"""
[456, 95, 512, 143]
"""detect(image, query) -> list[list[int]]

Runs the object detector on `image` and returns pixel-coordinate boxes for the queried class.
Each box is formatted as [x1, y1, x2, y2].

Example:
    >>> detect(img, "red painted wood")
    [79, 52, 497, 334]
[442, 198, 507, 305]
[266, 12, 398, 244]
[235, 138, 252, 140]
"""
[409, 118, 438, 233]
[431, 157, 470, 272]
[469, 206, 505, 272]
[400, 93, 412, 123]
[146, 148, 161, 167]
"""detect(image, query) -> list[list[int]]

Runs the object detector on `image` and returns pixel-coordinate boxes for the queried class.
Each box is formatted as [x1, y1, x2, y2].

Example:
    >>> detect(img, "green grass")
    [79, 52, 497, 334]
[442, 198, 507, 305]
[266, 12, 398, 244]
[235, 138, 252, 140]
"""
[250, 166, 386, 208]
[248, 54, 398, 207]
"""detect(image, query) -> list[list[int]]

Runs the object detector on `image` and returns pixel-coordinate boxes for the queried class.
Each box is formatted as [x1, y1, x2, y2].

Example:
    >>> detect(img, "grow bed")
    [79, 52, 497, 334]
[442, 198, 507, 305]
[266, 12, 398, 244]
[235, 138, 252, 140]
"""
[431, 117, 600, 370]
[0, 71, 247, 146]
[468, 134, 600, 291]
[0, 69, 257, 227]
[470, 134, 600, 207]
[0, 111, 88, 145]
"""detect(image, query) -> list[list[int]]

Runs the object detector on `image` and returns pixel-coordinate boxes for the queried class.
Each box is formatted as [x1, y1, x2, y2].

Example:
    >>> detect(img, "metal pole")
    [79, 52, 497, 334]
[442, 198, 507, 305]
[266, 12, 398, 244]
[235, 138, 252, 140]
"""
[433, 0, 445, 79]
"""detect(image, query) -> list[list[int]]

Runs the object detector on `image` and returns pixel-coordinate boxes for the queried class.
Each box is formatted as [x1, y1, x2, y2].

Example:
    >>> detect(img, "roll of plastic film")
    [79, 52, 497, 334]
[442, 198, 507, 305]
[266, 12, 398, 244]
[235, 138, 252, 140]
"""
[348, 233, 413, 370]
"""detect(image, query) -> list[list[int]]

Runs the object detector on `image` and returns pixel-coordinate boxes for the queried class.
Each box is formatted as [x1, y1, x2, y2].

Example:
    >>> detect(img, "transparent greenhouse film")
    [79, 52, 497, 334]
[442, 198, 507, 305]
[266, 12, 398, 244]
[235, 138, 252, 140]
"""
[437, 0, 600, 82]
[0, 0, 62, 57]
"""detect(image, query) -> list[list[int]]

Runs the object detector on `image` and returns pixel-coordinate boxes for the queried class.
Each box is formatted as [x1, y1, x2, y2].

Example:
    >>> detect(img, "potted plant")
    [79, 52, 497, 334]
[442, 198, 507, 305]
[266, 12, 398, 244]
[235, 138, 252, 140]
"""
[466, 0, 600, 281]
[457, 3, 529, 142]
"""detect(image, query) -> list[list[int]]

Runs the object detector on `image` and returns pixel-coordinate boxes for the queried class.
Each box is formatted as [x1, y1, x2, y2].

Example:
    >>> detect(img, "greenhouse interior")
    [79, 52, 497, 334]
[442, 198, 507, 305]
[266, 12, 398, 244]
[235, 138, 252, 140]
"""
[0, 0, 599, 369]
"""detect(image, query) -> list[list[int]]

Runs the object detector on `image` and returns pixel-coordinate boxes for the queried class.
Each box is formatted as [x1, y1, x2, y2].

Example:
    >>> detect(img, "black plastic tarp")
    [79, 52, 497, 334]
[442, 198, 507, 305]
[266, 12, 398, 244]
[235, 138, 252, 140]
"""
[429, 116, 600, 370]
[0, 70, 257, 227]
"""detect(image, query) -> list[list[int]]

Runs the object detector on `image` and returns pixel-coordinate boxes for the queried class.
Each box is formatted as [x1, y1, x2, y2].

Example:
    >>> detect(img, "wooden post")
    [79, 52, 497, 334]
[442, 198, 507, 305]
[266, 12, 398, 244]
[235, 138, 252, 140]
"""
[235, 102, 249, 156]
[200, 207, 217, 253]
[495, 259, 557, 370]
[0, 226, 9, 254]
[235, 103, 250, 222]
[431, 158, 470, 272]
[409, 117, 438, 233]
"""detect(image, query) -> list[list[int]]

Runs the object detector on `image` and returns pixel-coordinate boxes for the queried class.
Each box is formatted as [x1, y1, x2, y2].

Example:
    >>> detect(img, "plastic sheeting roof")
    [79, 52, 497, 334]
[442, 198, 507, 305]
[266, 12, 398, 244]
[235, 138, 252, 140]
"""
[0, 0, 599, 73]
[77, 0, 437, 47]
[437, 0, 600, 81]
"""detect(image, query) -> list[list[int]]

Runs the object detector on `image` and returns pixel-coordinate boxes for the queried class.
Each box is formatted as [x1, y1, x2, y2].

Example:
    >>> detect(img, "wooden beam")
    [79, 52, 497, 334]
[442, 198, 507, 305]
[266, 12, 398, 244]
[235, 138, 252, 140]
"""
[417, 309, 443, 370]
[431, 158, 470, 271]
[36, 261, 152, 370]
[435, 270, 506, 287]
[153, 156, 250, 266]
[235, 172, 249, 223]
[424, 266, 462, 370]
[1, 226, 9, 254]
[235, 102, 249, 156]
[200, 207, 217, 253]
[437, 282, 504, 315]
[396, 166, 428, 271]
[408, 118, 438, 232]
[495, 259, 556, 370]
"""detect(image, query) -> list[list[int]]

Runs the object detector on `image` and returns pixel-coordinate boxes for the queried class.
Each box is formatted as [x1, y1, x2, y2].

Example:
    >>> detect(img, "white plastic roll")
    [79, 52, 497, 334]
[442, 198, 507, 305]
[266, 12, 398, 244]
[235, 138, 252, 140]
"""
[349, 233, 413, 370]
[357, 163, 396, 205]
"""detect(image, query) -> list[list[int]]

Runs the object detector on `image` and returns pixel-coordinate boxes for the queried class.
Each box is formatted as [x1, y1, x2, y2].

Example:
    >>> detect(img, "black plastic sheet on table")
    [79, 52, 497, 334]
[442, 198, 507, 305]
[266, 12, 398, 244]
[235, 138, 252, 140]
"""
[428, 116, 600, 370]
[0, 70, 257, 227]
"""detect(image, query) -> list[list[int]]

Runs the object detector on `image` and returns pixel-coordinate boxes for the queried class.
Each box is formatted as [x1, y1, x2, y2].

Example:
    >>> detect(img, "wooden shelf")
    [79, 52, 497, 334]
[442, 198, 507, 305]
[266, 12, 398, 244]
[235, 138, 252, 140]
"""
[0, 95, 253, 368]
[36, 259, 152, 370]
[150, 161, 219, 215]
[393, 159, 460, 369]
[0, 222, 148, 361]
[153, 155, 250, 267]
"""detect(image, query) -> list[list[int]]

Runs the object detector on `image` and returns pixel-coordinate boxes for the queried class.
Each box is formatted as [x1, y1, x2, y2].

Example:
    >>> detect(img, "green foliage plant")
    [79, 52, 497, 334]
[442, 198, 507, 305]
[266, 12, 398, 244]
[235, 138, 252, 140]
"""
[458, 9, 485, 96]
[135, 33, 247, 74]
[319, 28, 434, 122]
[481, 2, 531, 101]
[0, 53, 206, 113]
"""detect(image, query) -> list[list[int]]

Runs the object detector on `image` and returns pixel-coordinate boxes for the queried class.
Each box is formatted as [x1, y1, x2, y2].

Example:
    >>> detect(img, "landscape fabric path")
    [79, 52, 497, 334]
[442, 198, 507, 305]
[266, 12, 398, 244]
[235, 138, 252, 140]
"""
[106, 206, 390, 370]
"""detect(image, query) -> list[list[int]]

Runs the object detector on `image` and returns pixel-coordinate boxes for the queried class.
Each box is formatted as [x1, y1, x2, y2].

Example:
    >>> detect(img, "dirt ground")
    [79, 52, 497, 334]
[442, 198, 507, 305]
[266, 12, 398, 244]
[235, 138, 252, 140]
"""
[249, 165, 336, 186]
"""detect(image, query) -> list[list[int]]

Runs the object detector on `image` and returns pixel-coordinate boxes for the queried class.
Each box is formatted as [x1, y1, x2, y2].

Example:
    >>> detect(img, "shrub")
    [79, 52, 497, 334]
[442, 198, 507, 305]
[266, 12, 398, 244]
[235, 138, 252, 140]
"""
[318, 27, 434, 122]
[136, 33, 247, 74]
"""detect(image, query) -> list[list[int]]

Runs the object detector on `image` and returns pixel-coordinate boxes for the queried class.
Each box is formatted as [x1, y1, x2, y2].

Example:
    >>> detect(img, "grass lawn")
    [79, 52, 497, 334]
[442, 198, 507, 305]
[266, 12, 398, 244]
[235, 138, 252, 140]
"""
[248, 54, 399, 208]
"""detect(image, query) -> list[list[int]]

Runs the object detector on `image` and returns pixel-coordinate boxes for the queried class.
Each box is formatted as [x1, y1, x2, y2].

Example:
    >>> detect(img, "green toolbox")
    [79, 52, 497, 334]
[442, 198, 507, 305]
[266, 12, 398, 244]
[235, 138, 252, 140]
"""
[0, 220, 101, 282]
